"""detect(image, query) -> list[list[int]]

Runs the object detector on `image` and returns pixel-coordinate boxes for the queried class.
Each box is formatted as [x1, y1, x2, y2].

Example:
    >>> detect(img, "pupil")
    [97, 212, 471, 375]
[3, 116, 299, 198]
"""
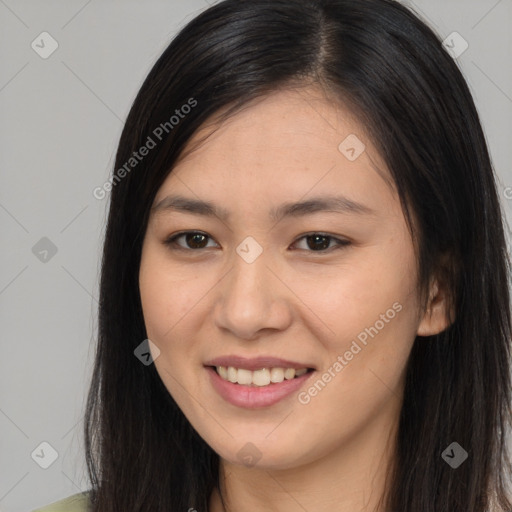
[187, 233, 207, 248]
[307, 234, 329, 251]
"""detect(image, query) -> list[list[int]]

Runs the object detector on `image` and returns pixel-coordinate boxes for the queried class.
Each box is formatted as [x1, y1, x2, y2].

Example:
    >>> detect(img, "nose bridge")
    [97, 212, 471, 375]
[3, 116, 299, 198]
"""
[226, 245, 271, 310]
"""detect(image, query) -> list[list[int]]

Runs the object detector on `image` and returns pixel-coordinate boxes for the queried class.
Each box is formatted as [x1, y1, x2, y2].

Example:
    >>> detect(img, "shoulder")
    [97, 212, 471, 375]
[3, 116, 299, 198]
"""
[32, 491, 91, 512]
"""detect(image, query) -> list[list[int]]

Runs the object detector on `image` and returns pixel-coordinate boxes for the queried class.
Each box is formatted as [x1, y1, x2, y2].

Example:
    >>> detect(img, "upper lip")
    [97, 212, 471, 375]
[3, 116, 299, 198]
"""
[204, 355, 315, 371]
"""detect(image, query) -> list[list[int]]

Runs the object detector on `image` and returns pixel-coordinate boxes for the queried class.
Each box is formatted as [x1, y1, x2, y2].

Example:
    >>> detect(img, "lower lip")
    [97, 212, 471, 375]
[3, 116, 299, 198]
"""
[206, 366, 314, 409]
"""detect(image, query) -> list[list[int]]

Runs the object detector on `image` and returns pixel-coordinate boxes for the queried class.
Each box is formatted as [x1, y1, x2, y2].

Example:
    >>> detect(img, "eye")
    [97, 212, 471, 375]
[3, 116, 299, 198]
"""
[163, 231, 350, 253]
[292, 233, 351, 252]
[164, 231, 219, 250]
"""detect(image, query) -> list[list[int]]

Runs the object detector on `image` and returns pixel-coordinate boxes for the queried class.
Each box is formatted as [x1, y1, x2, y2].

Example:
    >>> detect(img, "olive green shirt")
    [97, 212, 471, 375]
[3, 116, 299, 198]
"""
[32, 492, 90, 512]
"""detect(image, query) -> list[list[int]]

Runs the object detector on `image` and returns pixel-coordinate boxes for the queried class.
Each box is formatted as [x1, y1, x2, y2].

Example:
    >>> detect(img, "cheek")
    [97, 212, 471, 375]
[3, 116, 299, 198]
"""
[319, 283, 418, 408]
[297, 246, 419, 418]
[139, 271, 171, 342]
[139, 257, 205, 406]
[139, 251, 205, 342]
[293, 248, 416, 345]
[299, 304, 417, 449]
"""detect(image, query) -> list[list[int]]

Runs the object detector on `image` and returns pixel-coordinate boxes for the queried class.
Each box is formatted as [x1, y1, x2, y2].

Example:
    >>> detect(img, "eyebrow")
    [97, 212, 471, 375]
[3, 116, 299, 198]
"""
[151, 194, 376, 223]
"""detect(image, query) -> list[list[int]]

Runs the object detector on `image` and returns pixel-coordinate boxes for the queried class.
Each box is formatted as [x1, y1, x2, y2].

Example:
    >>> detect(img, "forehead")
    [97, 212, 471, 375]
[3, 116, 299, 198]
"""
[152, 87, 397, 217]
[176, 86, 370, 164]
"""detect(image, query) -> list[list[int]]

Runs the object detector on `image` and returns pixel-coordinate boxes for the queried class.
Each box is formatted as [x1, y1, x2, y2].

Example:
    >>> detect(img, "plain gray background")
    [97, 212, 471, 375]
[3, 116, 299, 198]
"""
[0, 0, 511, 510]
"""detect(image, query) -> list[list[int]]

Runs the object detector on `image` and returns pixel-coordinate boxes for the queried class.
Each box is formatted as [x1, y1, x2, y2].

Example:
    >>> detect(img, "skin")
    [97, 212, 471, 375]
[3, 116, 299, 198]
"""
[138, 85, 451, 512]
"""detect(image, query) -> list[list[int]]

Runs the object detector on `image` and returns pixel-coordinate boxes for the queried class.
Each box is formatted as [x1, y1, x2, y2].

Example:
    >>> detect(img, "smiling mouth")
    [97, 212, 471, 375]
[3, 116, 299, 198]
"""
[209, 365, 315, 387]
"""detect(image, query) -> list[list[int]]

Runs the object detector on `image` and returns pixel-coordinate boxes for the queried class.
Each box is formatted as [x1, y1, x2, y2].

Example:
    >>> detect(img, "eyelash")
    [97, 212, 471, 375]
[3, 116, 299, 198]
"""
[163, 231, 351, 253]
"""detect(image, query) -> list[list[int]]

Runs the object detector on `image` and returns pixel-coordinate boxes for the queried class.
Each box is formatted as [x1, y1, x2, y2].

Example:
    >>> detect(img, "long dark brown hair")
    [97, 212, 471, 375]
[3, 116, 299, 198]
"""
[84, 0, 512, 510]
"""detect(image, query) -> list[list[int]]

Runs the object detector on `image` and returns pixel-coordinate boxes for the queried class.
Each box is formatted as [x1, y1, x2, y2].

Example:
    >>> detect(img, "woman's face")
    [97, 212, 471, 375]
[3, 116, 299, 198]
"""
[139, 86, 444, 470]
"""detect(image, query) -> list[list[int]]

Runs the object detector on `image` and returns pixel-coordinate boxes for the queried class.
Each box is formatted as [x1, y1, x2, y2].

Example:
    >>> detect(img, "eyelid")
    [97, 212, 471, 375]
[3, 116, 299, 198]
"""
[164, 230, 351, 253]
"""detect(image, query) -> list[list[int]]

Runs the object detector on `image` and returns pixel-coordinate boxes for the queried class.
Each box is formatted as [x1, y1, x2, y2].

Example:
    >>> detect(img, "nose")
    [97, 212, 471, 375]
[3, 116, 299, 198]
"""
[213, 248, 293, 340]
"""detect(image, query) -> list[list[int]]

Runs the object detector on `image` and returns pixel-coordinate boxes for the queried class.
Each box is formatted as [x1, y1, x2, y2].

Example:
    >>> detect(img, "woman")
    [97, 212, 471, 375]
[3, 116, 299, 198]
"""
[33, 0, 512, 510]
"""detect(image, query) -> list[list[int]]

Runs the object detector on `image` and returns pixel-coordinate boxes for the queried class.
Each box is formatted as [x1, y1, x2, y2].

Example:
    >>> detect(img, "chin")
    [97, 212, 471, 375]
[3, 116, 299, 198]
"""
[207, 434, 312, 471]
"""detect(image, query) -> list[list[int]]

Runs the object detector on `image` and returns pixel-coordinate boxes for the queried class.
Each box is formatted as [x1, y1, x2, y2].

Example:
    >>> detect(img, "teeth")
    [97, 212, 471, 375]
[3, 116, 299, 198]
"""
[227, 366, 237, 383]
[237, 368, 252, 385]
[252, 368, 270, 386]
[215, 366, 310, 387]
[218, 366, 228, 380]
[284, 368, 295, 380]
[270, 367, 284, 383]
